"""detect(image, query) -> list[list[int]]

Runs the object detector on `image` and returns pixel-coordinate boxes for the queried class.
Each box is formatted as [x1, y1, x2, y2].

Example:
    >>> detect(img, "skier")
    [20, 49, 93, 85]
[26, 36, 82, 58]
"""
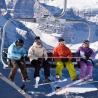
[76, 40, 95, 80]
[28, 36, 51, 87]
[8, 39, 29, 82]
[53, 38, 78, 81]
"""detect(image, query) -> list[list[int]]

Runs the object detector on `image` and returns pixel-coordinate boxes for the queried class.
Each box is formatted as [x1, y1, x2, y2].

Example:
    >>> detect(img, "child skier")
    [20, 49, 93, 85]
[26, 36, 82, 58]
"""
[76, 40, 95, 80]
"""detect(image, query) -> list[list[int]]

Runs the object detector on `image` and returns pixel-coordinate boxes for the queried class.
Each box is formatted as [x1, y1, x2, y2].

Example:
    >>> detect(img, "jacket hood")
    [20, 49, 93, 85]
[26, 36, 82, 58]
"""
[33, 42, 42, 48]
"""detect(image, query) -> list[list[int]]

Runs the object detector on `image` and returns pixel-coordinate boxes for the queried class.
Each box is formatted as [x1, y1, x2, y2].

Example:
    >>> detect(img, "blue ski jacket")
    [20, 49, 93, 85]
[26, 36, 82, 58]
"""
[7, 42, 27, 60]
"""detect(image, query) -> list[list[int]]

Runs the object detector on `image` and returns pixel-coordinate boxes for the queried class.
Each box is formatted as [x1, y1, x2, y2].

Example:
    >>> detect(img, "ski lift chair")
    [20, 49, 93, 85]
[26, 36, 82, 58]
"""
[1, 48, 32, 68]
[47, 51, 79, 68]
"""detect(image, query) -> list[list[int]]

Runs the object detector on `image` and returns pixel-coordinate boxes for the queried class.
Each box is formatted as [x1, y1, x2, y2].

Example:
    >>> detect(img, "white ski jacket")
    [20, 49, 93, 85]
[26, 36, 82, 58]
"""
[28, 42, 48, 62]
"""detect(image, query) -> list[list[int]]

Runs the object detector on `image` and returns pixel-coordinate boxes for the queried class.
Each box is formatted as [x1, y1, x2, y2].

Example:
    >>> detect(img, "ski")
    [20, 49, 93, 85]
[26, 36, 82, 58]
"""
[78, 80, 98, 85]
[33, 78, 67, 87]
[46, 78, 86, 96]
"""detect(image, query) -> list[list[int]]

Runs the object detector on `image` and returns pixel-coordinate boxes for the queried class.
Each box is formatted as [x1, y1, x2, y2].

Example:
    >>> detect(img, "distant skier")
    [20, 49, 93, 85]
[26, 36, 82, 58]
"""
[28, 36, 51, 86]
[7, 39, 29, 82]
[76, 40, 95, 80]
[53, 38, 78, 81]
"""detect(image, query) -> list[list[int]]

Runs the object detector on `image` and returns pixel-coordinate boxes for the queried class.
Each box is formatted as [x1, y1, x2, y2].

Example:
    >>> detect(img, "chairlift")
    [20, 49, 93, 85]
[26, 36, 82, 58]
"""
[0, 17, 92, 69]
[1, 0, 98, 69]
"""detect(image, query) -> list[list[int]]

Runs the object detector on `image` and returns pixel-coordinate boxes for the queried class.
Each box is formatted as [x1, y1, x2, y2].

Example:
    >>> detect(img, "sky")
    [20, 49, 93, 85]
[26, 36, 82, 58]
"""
[67, 0, 98, 9]
[4, 0, 98, 10]
[44, 0, 98, 10]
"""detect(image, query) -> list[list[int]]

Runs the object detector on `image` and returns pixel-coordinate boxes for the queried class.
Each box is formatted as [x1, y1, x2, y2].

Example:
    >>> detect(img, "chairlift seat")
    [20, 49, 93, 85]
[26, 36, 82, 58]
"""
[1, 49, 79, 68]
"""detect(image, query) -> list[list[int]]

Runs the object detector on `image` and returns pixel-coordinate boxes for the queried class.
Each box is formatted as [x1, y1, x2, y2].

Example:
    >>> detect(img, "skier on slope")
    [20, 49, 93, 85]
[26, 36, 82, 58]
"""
[53, 38, 78, 81]
[76, 40, 95, 80]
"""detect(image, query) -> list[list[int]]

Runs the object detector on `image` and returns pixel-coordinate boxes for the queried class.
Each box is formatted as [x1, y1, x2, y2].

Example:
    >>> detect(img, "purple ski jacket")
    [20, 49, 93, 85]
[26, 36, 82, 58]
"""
[76, 46, 95, 60]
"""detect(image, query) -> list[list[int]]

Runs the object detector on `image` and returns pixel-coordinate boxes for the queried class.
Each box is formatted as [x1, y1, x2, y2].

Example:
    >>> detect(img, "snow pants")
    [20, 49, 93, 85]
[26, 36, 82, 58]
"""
[31, 59, 50, 79]
[55, 60, 77, 80]
[79, 60, 93, 79]
[8, 59, 28, 81]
